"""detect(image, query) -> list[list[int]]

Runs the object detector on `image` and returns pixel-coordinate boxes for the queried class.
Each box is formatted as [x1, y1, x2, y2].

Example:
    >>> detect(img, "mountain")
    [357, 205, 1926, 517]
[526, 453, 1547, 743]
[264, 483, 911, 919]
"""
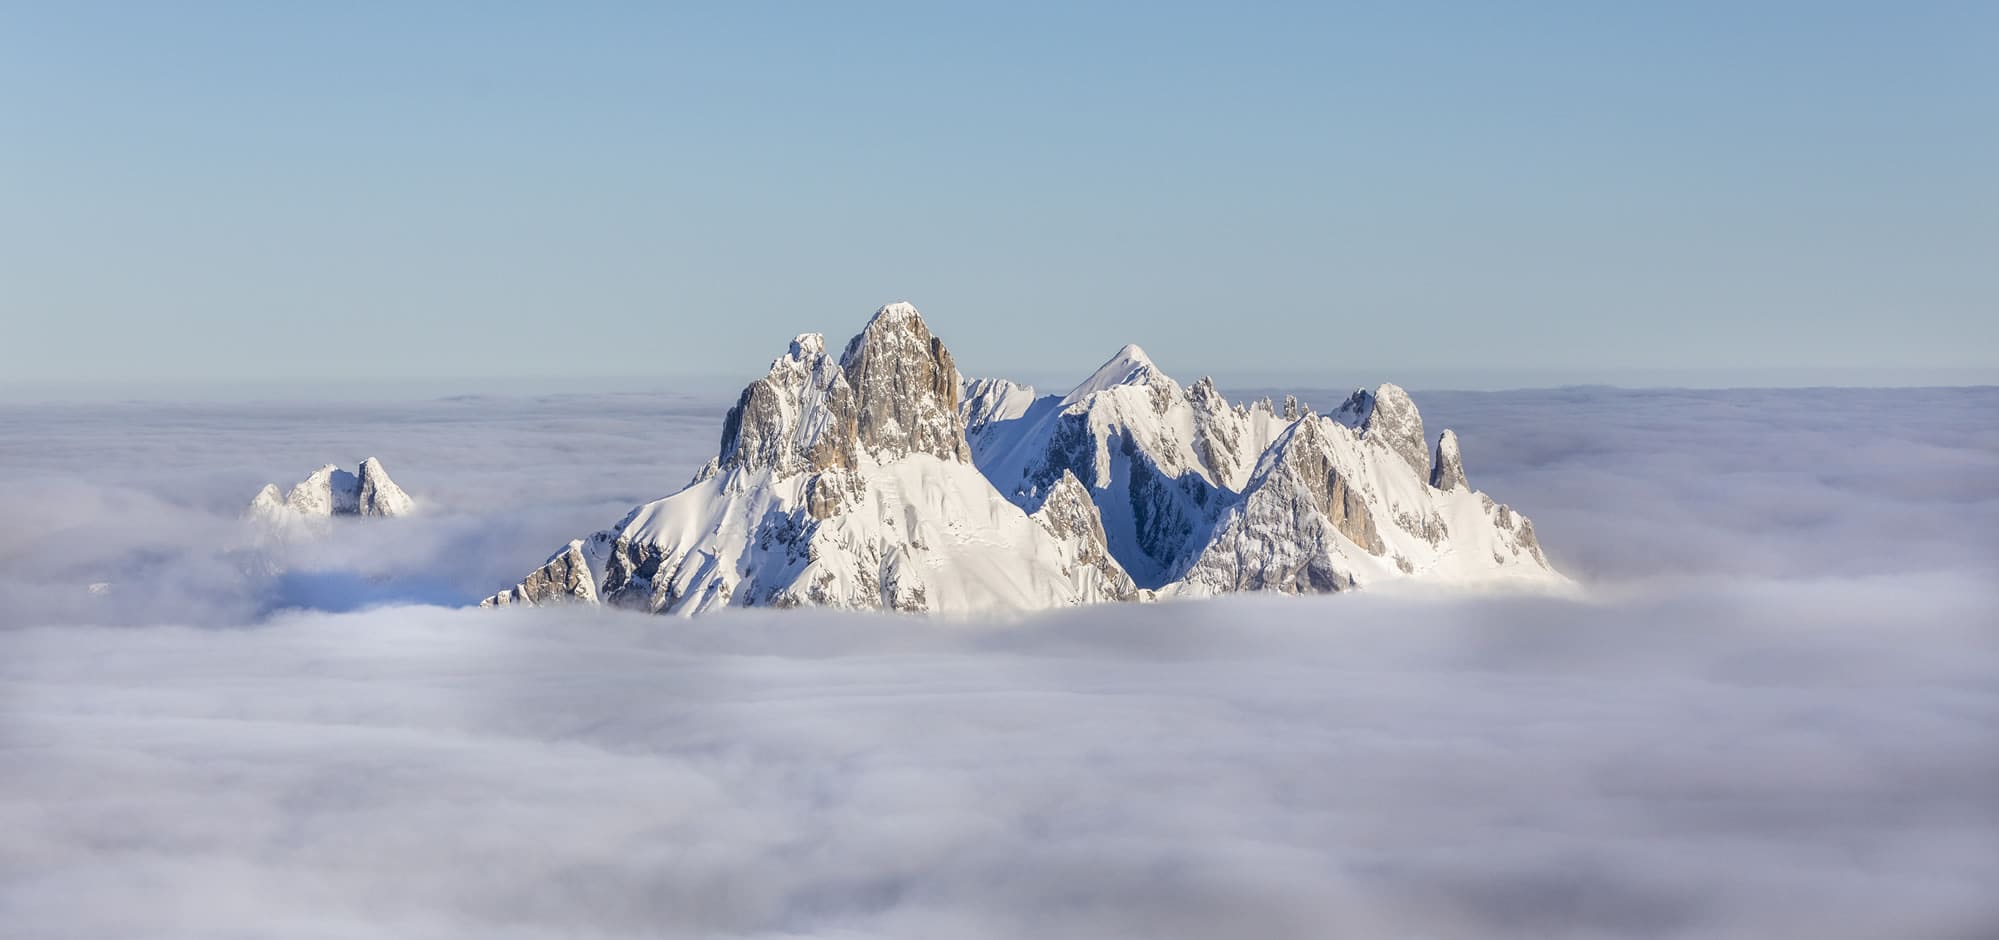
[484, 304, 1135, 614]
[247, 458, 414, 525]
[485, 302, 1561, 614]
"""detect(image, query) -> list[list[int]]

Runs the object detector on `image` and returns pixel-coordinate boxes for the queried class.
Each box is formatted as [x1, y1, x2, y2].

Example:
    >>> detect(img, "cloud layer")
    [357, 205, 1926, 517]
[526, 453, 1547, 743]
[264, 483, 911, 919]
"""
[7, 585, 1996, 938]
[2, 385, 1996, 937]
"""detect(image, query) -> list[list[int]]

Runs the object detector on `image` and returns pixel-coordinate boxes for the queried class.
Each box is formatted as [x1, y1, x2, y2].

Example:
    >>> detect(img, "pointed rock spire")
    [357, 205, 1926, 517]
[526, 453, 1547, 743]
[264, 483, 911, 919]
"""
[838, 301, 971, 463]
[1429, 429, 1468, 491]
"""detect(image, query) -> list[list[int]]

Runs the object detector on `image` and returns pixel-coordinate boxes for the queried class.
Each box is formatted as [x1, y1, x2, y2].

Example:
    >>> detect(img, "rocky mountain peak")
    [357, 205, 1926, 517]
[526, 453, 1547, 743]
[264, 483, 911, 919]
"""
[718, 330, 858, 475]
[1334, 383, 1429, 477]
[486, 300, 1563, 615]
[1430, 429, 1468, 491]
[838, 301, 971, 463]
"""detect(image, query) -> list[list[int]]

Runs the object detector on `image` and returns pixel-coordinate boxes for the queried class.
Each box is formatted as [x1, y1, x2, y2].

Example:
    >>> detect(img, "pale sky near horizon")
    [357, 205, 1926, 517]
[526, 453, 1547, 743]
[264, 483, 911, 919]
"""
[3, 2, 1994, 395]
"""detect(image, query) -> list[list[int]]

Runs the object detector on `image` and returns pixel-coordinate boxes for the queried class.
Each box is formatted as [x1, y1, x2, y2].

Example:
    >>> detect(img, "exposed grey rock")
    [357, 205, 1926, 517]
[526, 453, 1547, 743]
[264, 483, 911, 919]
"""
[718, 333, 859, 475]
[1030, 470, 1139, 601]
[804, 470, 854, 520]
[481, 535, 610, 608]
[1272, 417, 1385, 554]
[839, 302, 971, 464]
[1174, 418, 1378, 594]
[484, 301, 1564, 616]
[1430, 429, 1468, 491]
[718, 304, 973, 477]
[1187, 377, 1245, 487]
[1333, 383, 1429, 477]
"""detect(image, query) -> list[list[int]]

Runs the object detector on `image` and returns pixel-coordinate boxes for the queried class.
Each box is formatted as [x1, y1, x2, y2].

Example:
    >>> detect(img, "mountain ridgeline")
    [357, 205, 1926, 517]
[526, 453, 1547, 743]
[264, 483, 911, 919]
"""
[483, 302, 1559, 614]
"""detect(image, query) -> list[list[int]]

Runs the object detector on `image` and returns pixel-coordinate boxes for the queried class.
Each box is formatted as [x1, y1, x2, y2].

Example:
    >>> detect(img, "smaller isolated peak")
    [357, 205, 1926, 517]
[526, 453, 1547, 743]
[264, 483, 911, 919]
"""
[253, 458, 412, 522]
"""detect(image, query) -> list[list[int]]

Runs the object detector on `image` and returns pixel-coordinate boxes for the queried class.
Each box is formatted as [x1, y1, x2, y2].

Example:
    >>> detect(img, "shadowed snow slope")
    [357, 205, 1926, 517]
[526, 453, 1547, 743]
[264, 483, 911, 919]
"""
[488, 301, 1561, 614]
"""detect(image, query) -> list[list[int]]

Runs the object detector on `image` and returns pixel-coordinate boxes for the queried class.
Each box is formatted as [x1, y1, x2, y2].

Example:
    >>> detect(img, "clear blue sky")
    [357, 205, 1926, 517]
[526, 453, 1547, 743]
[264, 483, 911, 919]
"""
[3, 1, 1994, 393]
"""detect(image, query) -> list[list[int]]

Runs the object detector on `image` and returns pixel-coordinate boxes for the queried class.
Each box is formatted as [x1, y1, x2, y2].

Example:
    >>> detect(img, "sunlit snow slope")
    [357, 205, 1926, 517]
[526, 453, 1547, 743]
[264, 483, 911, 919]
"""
[486, 302, 1561, 614]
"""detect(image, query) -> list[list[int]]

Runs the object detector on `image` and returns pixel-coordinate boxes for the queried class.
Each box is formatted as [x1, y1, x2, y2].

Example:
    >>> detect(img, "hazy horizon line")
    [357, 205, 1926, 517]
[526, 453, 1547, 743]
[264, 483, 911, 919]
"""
[5, 366, 1995, 405]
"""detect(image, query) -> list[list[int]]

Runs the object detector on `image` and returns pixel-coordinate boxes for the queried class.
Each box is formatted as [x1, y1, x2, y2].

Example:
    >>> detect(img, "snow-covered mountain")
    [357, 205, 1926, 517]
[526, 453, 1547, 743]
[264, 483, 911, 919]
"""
[485, 302, 1561, 614]
[247, 458, 414, 526]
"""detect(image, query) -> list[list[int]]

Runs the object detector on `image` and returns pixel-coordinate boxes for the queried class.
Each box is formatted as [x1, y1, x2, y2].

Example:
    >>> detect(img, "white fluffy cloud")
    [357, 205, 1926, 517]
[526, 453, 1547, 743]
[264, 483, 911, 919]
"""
[1, 385, 1996, 937]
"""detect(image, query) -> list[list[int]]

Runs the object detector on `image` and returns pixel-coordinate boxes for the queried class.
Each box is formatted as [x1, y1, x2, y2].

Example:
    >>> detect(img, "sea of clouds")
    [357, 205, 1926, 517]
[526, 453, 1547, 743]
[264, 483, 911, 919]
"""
[3, 384, 1995, 938]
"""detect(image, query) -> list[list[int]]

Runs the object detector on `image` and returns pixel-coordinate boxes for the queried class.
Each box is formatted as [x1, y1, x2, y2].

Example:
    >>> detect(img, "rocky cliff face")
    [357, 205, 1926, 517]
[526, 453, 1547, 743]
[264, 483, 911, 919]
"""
[1333, 383, 1430, 477]
[839, 301, 971, 464]
[485, 301, 1564, 615]
[717, 333, 859, 475]
[483, 535, 611, 608]
[1029, 470, 1139, 602]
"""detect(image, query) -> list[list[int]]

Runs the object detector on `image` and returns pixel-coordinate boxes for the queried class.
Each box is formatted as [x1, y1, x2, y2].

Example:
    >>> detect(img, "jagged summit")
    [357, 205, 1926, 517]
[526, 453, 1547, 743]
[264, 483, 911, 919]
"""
[247, 457, 414, 525]
[484, 300, 1563, 615]
[839, 299, 969, 463]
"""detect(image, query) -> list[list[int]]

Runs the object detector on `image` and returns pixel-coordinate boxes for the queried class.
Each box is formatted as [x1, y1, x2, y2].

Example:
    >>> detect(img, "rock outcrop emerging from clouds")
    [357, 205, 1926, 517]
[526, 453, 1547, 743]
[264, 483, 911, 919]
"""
[485, 302, 1562, 614]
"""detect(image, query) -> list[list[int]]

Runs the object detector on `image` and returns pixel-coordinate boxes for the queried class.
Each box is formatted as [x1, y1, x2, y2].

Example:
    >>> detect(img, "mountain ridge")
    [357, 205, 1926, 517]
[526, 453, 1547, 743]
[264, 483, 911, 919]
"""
[484, 302, 1561, 614]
